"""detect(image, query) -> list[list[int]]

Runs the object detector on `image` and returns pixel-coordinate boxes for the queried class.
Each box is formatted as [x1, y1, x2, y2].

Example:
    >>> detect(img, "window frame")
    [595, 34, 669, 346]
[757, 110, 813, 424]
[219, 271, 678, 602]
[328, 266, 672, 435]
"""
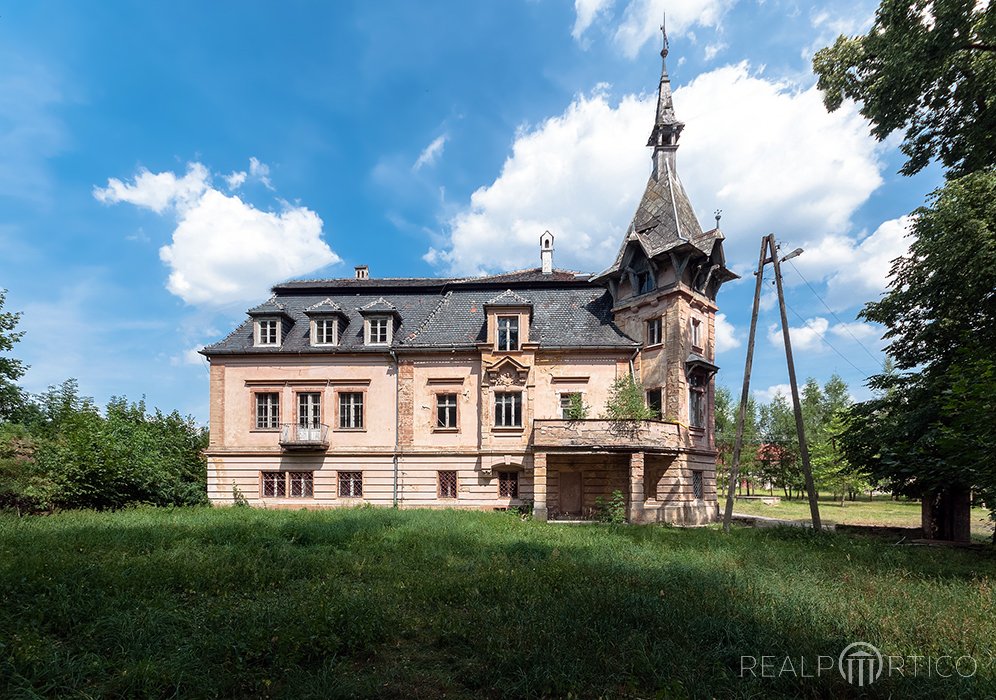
[297, 391, 322, 428]
[497, 471, 519, 499]
[690, 318, 703, 351]
[337, 391, 365, 430]
[311, 317, 339, 346]
[645, 317, 662, 346]
[496, 315, 520, 352]
[435, 392, 458, 431]
[338, 471, 363, 498]
[254, 391, 281, 430]
[688, 372, 706, 429]
[260, 471, 314, 499]
[493, 391, 522, 429]
[437, 470, 458, 499]
[645, 388, 663, 419]
[365, 316, 391, 346]
[255, 318, 281, 347]
[559, 392, 583, 420]
[691, 470, 704, 500]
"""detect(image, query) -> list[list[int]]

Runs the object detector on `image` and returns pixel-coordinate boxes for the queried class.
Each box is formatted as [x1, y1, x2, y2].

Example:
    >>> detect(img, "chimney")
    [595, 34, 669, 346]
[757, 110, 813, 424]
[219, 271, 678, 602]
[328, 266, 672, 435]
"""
[355, 265, 369, 280]
[540, 231, 554, 274]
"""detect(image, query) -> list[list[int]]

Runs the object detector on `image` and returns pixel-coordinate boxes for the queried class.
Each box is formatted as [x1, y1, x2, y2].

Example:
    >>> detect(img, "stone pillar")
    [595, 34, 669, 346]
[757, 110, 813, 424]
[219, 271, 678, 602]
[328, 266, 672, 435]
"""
[533, 452, 548, 521]
[628, 451, 645, 523]
[397, 359, 415, 447]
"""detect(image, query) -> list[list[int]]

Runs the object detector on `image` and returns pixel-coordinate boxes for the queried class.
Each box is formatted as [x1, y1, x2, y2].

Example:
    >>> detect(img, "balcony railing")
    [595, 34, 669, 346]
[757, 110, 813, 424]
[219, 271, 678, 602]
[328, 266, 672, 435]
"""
[532, 419, 681, 452]
[279, 423, 330, 450]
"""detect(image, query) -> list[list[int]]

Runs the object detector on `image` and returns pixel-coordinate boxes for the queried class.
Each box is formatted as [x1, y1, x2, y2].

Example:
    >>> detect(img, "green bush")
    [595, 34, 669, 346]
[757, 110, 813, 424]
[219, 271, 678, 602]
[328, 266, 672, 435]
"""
[594, 489, 627, 524]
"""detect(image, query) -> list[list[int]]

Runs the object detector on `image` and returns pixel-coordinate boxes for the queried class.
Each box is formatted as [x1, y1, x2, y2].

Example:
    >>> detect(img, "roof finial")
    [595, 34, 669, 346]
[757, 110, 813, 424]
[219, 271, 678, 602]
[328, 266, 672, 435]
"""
[661, 11, 669, 60]
[715, 209, 722, 227]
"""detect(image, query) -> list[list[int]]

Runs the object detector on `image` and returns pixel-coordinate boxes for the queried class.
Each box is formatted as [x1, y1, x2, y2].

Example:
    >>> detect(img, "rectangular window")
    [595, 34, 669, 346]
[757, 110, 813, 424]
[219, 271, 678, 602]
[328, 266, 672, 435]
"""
[560, 392, 582, 419]
[313, 318, 338, 345]
[261, 472, 313, 499]
[436, 393, 458, 429]
[496, 316, 519, 351]
[438, 470, 457, 499]
[494, 391, 522, 428]
[257, 319, 279, 346]
[498, 471, 519, 499]
[289, 471, 314, 498]
[645, 388, 663, 418]
[298, 392, 321, 428]
[367, 317, 390, 345]
[261, 471, 286, 498]
[692, 470, 704, 500]
[338, 392, 364, 429]
[689, 373, 706, 428]
[646, 318, 662, 345]
[255, 392, 280, 429]
[637, 271, 655, 295]
[338, 471, 363, 498]
[691, 318, 702, 349]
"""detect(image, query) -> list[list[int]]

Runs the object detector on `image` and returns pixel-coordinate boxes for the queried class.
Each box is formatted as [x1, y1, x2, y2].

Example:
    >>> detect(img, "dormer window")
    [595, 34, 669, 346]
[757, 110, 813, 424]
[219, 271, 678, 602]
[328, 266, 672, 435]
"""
[256, 318, 280, 346]
[366, 316, 391, 346]
[312, 317, 338, 346]
[637, 270, 655, 295]
[497, 316, 519, 352]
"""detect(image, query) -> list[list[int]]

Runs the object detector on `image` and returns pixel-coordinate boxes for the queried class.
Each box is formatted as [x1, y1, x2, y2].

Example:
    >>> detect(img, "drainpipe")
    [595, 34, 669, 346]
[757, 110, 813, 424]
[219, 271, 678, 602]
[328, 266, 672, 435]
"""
[628, 346, 641, 379]
[389, 349, 400, 508]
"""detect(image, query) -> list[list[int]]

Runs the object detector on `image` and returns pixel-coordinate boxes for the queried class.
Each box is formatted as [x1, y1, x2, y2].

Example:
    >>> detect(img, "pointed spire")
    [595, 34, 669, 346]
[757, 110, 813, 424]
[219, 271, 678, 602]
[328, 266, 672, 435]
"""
[647, 14, 684, 180]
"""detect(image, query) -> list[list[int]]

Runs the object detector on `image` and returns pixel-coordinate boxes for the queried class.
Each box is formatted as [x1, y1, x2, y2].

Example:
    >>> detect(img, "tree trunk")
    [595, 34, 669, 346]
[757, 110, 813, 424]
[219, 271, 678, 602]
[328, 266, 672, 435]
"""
[921, 486, 972, 542]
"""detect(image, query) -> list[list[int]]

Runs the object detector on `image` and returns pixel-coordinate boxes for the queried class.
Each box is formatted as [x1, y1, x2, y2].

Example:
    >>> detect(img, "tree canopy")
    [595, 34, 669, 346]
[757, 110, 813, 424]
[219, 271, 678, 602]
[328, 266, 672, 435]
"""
[813, 0, 996, 176]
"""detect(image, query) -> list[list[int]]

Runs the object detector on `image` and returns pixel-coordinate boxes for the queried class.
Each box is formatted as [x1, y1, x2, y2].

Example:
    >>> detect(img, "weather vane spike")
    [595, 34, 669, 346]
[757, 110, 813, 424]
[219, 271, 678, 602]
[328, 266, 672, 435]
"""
[715, 209, 722, 226]
[660, 11, 669, 57]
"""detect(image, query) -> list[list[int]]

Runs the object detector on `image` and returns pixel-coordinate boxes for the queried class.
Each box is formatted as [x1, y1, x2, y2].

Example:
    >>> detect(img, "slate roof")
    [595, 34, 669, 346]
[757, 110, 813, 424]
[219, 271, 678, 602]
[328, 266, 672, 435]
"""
[485, 289, 532, 306]
[304, 298, 345, 315]
[202, 274, 637, 356]
[358, 297, 399, 314]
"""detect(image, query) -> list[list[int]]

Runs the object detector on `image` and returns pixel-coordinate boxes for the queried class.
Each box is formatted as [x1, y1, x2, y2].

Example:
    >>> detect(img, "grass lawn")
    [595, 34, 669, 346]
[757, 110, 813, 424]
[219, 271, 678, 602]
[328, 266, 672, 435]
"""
[730, 493, 995, 540]
[1, 507, 994, 698]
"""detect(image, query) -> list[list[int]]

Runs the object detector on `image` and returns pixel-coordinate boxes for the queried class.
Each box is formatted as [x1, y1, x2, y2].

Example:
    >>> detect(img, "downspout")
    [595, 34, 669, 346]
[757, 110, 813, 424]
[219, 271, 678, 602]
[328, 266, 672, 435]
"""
[628, 346, 641, 379]
[389, 349, 400, 508]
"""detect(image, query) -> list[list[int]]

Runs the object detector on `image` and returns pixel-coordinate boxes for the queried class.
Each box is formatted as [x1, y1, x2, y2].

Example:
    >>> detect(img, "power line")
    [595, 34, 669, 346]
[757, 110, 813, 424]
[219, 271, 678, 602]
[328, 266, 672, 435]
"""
[784, 258, 886, 370]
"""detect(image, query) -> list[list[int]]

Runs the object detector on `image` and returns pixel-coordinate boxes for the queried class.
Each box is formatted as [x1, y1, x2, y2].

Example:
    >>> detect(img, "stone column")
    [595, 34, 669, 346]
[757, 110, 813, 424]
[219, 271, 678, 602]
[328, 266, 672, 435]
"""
[533, 452, 548, 521]
[628, 451, 645, 523]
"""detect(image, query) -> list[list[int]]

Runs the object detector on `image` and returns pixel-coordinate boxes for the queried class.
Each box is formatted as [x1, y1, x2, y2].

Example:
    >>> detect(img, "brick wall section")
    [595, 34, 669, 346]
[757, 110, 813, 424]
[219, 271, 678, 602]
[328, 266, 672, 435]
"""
[208, 363, 225, 449]
[397, 359, 415, 447]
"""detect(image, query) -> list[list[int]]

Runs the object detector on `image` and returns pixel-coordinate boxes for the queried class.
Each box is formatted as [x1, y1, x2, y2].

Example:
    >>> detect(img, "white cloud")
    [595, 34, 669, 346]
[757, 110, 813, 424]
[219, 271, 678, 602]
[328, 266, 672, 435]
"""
[171, 346, 206, 367]
[429, 63, 884, 276]
[703, 41, 727, 61]
[95, 162, 340, 306]
[610, 0, 736, 57]
[249, 157, 274, 190]
[829, 321, 881, 341]
[414, 134, 449, 171]
[715, 313, 740, 353]
[225, 170, 247, 190]
[754, 383, 792, 403]
[768, 317, 829, 352]
[572, 0, 614, 40]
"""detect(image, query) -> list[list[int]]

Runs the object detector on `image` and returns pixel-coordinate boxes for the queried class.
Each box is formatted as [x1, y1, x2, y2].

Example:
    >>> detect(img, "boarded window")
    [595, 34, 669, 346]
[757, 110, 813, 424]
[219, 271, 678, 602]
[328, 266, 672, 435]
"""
[339, 393, 364, 429]
[438, 470, 457, 499]
[338, 471, 363, 498]
[498, 471, 519, 499]
[436, 394, 457, 429]
[692, 470, 703, 500]
[255, 393, 280, 429]
[261, 472, 286, 498]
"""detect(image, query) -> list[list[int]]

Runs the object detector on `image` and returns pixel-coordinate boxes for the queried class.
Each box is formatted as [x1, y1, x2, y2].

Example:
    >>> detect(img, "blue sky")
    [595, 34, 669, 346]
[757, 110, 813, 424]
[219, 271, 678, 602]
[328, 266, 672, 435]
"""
[0, 0, 943, 422]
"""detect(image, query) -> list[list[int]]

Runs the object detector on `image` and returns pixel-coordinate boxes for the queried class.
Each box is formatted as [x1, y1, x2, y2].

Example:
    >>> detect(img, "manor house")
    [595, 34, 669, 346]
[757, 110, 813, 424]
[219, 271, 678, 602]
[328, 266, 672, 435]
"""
[202, 31, 736, 523]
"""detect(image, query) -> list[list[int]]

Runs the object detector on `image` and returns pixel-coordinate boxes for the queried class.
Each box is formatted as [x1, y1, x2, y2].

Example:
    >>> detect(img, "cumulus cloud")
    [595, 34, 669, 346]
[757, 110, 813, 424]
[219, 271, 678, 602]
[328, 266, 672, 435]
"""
[754, 383, 792, 403]
[224, 170, 247, 190]
[830, 321, 881, 341]
[715, 313, 740, 353]
[94, 160, 339, 306]
[572, 0, 614, 40]
[414, 134, 449, 171]
[428, 63, 884, 276]
[768, 317, 829, 352]
[249, 157, 274, 190]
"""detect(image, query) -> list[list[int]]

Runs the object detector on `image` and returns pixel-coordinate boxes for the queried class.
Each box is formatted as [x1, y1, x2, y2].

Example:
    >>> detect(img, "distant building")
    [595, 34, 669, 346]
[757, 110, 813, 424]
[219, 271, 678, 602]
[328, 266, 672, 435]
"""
[201, 29, 736, 523]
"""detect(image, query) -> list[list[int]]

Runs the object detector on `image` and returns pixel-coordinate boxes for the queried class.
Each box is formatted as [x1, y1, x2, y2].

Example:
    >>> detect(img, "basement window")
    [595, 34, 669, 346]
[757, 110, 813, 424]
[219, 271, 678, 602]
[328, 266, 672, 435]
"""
[438, 470, 458, 499]
[692, 471, 703, 500]
[498, 471, 519, 499]
[338, 471, 363, 498]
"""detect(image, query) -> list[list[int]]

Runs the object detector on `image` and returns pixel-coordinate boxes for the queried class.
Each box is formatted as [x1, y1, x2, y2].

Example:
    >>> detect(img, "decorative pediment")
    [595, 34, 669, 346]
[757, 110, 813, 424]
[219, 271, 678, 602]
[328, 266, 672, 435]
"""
[305, 298, 348, 319]
[485, 355, 529, 387]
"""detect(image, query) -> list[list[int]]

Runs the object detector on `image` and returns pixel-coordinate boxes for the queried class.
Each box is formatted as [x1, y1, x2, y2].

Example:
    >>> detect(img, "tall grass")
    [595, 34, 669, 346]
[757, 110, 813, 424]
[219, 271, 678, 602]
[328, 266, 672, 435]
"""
[1, 507, 993, 698]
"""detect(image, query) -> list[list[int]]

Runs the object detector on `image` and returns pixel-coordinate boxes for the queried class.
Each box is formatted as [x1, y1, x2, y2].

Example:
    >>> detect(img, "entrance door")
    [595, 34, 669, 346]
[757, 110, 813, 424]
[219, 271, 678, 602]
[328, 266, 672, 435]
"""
[298, 393, 322, 442]
[560, 471, 582, 516]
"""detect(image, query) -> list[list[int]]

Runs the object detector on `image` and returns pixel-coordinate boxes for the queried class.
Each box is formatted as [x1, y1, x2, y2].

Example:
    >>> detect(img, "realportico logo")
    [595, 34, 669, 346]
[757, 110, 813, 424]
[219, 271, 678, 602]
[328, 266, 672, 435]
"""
[740, 641, 980, 685]
[838, 642, 883, 687]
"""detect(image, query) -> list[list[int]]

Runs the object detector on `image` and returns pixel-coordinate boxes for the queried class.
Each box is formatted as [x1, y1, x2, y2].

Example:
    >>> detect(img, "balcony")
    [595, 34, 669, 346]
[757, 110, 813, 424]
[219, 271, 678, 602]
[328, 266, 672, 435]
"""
[532, 419, 681, 453]
[279, 423, 330, 451]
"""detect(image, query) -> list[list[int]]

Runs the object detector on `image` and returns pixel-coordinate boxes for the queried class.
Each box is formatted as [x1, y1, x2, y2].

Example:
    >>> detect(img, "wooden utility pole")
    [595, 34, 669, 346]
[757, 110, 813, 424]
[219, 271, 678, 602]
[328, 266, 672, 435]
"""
[722, 235, 769, 533]
[771, 242, 822, 531]
[722, 234, 822, 533]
